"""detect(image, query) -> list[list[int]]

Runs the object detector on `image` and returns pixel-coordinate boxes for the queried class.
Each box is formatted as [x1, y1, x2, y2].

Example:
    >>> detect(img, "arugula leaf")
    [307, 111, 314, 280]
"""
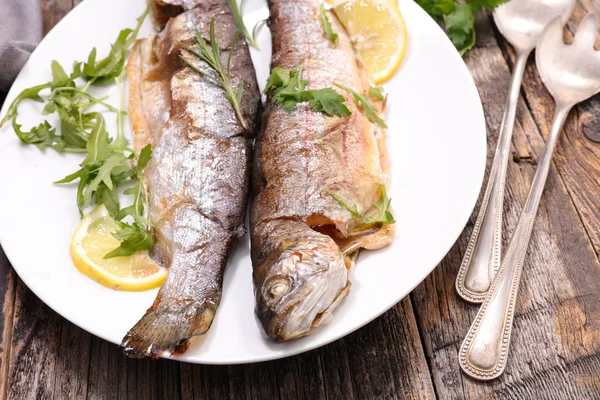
[415, 0, 508, 55]
[0, 84, 50, 127]
[334, 83, 387, 128]
[82, 29, 131, 85]
[320, 4, 339, 45]
[12, 120, 69, 151]
[227, 0, 260, 50]
[105, 144, 154, 259]
[369, 87, 385, 101]
[104, 220, 153, 259]
[325, 185, 395, 225]
[81, 0, 151, 85]
[264, 66, 351, 117]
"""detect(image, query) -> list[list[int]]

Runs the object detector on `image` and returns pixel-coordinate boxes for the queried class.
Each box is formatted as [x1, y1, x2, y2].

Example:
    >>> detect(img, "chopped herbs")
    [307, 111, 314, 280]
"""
[264, 65, 351, 118]
[335, 83, 387, 128]
[320, 4, 339, 45]
[369, 86, 385, 101]
[227, 0, 260, 50]
[415, 0, 508, 55]
[326, 185, 395, 225]
[0, 4, 154, 257]
[179, 20, 248, 129]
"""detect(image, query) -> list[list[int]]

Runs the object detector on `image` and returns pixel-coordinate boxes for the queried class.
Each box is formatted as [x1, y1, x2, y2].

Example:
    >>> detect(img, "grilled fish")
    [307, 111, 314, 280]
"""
[250, 0, 395, 341]
[122, 0, 260, 358]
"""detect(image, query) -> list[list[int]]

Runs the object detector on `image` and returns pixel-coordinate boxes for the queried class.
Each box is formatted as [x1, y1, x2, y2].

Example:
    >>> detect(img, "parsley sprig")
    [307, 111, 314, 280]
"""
[264, 65, 351, 117]
[416, 0, 508, 55]
[179, 20, 248, 129]
[325, 185, 395, 225]
[0, 2, 155, 258]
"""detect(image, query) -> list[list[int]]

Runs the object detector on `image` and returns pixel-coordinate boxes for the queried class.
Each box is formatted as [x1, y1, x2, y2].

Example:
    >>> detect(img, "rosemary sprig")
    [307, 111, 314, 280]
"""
[179, 19, 248, 129]
[227, 0, 260, 50]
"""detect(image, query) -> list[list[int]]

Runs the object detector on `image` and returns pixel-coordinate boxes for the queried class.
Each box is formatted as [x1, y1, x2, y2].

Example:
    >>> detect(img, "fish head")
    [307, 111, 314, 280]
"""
[255, 221, 350, 341]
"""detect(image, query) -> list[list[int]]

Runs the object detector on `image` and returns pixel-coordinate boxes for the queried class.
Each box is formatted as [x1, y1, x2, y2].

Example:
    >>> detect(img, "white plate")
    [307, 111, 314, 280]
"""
[0, 0, 486, 364]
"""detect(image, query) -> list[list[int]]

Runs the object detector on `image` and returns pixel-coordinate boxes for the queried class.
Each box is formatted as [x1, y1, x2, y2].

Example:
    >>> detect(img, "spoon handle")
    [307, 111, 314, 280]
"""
[456, 51, 530, 303]
[459, 105, 571, 380]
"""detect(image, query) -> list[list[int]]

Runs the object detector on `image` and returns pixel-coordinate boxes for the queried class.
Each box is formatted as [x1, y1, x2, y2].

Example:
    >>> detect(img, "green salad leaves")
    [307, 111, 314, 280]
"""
[0, 1, 154, 258]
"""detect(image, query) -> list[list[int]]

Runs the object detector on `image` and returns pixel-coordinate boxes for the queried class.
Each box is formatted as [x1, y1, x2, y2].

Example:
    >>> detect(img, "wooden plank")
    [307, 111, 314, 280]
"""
[40, 0, 75, 35]
[178, 297, 434, 400]
[0, 248, 16, 400]
[6, 280, 62, 399]
[411, 9, 600, 399]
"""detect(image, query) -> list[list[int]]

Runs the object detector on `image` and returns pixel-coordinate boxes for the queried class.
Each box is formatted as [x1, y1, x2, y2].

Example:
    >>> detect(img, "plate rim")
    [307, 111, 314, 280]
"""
[0, 0, 486, 364]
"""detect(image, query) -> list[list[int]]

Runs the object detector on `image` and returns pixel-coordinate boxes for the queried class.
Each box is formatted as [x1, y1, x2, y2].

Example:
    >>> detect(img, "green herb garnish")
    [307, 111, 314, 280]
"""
[415, 0, 508, 55]
[326, 185, 395, 225]
[179, 19, 248, 129]
[369, 86, 385, 101]
[104, 144, 154, 259]
[1, 5, 154, 257]
[227, 0, 260, 50]
[82, 0, 151, 84]
[320, 3, 339, 45]
[264, 65, 351, 117]
[335, 83, 387, 128]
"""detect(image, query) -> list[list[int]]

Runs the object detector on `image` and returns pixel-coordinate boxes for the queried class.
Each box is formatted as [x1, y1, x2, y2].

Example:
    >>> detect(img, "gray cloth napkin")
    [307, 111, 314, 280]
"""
[0, 0, 43, 91]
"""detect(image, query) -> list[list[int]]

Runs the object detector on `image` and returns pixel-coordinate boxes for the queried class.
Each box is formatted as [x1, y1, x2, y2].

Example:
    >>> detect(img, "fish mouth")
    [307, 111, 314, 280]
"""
[258, 236, 351, 341]
[279, 279, 351, 340]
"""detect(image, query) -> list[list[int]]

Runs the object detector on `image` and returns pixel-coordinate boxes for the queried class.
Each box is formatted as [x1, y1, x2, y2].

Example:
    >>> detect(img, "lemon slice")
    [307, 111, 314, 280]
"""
[330, 0, 408, 84]
[71, 205, 166, 291]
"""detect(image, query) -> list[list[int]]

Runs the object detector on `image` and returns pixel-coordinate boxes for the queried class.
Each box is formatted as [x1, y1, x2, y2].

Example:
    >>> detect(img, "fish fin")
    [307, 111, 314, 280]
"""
[120, 298, 217, 359]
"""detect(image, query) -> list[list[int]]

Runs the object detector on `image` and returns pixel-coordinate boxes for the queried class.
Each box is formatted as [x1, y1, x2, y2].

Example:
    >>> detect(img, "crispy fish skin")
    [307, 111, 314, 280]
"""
[250, 0, 394, 341]
[121, 1, 260, 358]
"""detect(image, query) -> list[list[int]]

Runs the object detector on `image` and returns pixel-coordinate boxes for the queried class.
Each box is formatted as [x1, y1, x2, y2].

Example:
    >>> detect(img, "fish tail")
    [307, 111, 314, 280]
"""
[120, 298, 218, 359]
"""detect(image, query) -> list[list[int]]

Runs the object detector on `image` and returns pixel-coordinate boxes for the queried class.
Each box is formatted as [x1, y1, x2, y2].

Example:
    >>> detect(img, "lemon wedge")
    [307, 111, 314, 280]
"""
[71, 205, 166, 291]
[329, 0, 408, 84]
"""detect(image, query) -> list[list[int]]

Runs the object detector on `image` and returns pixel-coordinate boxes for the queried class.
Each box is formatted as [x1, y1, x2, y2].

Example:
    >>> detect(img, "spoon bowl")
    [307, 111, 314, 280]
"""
[494, 0, 575, 52]
[537, 14, 600, 107]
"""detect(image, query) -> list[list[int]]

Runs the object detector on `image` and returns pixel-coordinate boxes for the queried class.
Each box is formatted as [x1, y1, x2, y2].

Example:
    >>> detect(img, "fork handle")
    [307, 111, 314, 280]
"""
[459, 105, 571, 380]
[456, 51, 530, 303]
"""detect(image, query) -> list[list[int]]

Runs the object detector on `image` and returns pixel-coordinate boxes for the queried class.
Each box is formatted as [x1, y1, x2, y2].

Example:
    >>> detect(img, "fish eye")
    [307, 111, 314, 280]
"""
[263, 277, 291, 301]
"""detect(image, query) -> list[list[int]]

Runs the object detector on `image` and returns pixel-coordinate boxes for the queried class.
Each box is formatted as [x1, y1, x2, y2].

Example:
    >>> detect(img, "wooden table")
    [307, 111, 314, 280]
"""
[1, 1, 599, 398]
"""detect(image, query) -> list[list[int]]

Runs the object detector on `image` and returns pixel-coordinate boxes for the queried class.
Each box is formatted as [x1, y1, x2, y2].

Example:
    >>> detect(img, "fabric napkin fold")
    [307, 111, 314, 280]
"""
[0, 0, 43, 91]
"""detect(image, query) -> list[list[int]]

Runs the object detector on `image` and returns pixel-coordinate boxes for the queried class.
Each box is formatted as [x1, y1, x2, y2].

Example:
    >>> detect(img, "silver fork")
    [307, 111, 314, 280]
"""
[459, 14, 600, 381]
[455, 0, 575, 303]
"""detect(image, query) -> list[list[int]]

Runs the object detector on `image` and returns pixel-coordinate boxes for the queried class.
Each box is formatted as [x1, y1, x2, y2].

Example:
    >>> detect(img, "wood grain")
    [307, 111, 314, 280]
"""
[411, 9, 600, 400]
[0, 0, 599, 399]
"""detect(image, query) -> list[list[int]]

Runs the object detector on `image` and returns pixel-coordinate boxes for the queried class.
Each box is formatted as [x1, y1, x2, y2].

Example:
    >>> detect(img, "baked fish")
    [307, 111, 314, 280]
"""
[122, 0, 260, 358]
[250, 0, 395, 341]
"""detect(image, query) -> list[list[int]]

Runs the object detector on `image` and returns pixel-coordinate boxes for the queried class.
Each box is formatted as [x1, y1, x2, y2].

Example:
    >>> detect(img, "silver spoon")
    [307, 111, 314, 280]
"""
[459, 14, 600, 381]
[456, 0, 575, 303]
